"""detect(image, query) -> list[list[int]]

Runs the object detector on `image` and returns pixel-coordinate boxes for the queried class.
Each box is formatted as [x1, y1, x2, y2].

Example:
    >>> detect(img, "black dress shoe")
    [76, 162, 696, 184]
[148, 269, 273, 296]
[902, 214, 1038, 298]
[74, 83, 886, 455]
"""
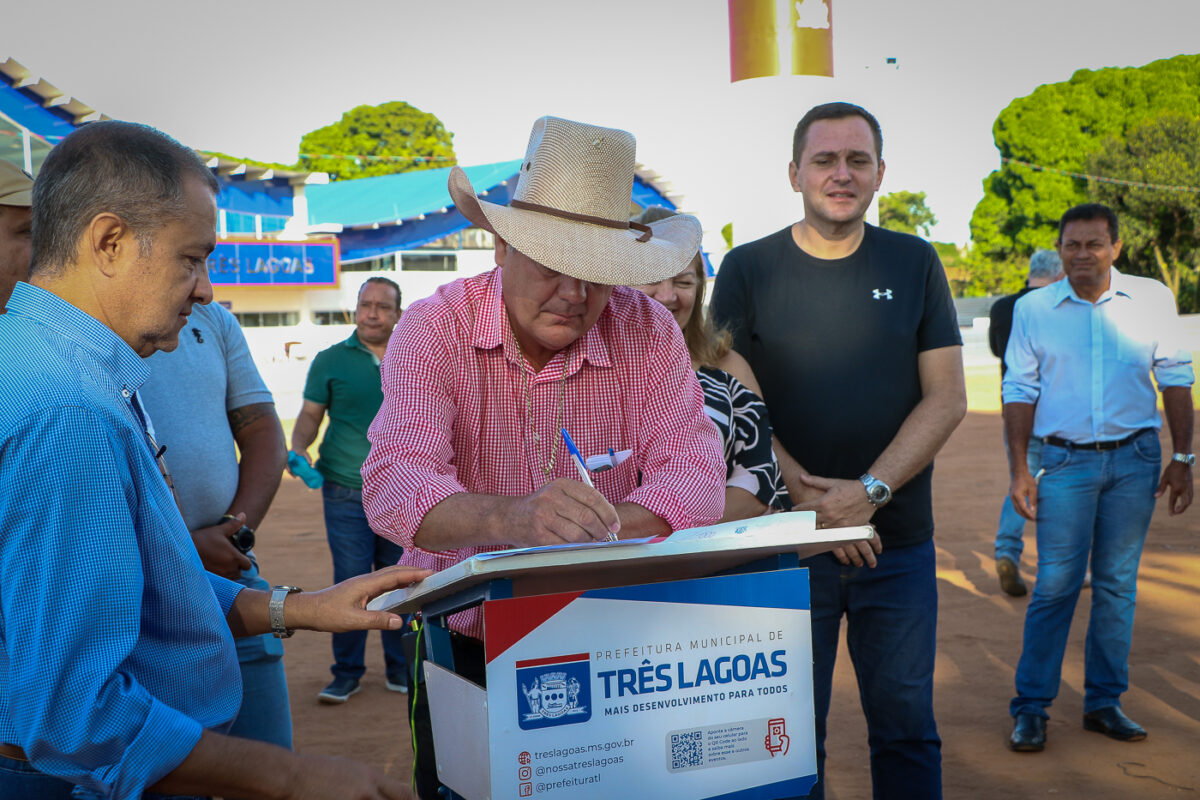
[1009, 712, 1046, 752]
[1083, 706, 1147, 741]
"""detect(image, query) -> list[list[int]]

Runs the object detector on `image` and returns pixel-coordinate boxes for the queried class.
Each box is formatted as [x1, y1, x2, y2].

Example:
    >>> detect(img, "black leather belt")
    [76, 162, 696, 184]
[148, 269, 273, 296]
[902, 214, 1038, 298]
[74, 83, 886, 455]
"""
[1043, 428, 1152, 451]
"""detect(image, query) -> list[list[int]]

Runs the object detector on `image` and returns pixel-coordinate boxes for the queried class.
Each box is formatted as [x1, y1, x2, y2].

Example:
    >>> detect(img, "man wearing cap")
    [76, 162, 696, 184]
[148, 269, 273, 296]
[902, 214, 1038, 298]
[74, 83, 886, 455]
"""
[0, 159, 33, 311]
[361, 116, 725, 798]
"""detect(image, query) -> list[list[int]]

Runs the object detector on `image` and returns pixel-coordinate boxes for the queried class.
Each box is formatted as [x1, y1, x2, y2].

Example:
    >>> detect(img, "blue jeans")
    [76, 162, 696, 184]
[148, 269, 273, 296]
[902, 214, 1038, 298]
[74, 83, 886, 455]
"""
[322, 480, 408, 680]
[1010, 430, 1160, 719]
[803, 540, 941, 800]
[0, 754, 73, 800]
[228, 557, 293, 749]
[994, 436, 1043, 563]
[0, 755, 205, 799]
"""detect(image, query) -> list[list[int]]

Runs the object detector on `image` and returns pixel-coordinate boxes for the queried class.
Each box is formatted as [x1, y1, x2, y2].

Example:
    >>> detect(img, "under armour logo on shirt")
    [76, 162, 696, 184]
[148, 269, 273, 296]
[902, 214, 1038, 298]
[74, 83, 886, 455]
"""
[192, 328, 205, 343]
[872, 289, 893, 300]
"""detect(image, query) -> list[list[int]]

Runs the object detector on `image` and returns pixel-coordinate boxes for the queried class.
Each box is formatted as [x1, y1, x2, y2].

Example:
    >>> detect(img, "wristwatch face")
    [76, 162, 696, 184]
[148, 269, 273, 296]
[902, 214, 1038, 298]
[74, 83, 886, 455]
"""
[860, 474, 892, 507]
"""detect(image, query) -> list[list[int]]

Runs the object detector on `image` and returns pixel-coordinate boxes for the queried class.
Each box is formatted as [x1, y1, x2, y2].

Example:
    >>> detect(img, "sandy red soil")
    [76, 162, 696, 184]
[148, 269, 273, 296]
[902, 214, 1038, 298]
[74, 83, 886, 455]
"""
[253, 410, 1200, 799]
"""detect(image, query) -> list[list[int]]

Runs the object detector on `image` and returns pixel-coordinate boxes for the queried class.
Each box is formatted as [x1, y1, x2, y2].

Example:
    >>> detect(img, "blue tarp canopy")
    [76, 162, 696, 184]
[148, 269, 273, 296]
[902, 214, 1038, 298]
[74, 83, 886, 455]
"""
[307, 159, 523, 230]
[309, 160, 522, 262]
[333, 202, 509, 263]
[1, 73, 297, 218]
[217, 175, 294, 218]
[1, 71, 700, 270]
[0, 81, 76, 145]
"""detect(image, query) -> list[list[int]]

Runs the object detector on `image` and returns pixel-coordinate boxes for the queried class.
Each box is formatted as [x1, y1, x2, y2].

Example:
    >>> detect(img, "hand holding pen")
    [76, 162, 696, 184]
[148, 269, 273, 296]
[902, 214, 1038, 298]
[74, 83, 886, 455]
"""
[506, 478, 619, 546]
[561, 428, 619, 542]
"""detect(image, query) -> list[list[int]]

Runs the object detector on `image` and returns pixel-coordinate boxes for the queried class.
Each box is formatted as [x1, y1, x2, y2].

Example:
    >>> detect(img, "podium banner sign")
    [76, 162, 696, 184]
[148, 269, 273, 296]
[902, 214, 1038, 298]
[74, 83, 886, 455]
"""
[483, 569, 814, 799]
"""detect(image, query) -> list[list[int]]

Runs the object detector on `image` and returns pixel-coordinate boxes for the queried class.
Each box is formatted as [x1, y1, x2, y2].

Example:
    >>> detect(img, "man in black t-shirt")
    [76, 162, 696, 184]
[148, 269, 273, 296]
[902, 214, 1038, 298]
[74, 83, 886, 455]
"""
[712, 102, 966, 800]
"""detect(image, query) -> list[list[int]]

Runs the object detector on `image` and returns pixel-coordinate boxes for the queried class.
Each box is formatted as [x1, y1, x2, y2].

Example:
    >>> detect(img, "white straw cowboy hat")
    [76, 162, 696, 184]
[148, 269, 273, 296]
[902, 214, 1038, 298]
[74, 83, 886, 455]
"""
[448, 116, 702, 286]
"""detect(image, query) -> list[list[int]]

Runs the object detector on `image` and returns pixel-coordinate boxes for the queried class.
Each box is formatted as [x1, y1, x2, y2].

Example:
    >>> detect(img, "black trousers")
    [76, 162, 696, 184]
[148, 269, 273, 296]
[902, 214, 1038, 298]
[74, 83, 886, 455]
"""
[405, 627, 486, 800]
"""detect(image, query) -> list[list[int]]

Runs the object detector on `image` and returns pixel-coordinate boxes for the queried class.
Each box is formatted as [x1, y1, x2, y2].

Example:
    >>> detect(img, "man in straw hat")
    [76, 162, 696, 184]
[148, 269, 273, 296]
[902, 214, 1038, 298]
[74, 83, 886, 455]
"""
[362, 115, 725, 798]
[0, 159, 33, 311]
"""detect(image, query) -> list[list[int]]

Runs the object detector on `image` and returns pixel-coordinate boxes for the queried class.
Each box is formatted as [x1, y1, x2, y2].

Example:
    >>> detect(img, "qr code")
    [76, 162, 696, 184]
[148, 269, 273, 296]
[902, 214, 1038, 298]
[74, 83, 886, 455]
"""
[671, 729, 704, 770]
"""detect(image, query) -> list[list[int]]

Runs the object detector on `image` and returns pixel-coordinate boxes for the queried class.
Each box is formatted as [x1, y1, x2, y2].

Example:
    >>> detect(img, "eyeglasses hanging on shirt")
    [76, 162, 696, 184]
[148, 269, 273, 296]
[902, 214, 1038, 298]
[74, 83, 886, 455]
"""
[129, 390, 179, 505]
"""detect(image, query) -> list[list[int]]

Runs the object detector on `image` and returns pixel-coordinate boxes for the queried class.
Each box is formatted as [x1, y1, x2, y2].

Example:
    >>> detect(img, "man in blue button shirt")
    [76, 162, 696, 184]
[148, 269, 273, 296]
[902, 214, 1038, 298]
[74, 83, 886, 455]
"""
[1002, 203, 1195, 753]
[0, 120, 425, 799]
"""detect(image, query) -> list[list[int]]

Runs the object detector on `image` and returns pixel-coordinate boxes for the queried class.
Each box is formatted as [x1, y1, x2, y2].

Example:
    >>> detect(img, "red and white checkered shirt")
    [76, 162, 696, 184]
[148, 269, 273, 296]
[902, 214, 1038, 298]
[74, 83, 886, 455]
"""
[362, 266, 724, 637]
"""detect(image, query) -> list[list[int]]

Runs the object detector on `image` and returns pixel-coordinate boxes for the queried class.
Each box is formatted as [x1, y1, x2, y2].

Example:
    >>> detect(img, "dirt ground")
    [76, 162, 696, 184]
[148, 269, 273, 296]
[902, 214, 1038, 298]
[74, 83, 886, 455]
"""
[254, 410, 1200, 799]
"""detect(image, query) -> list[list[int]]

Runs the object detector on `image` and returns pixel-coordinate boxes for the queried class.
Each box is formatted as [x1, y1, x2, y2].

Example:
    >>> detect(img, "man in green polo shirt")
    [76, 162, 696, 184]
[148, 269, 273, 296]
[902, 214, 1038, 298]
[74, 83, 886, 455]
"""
[289, 276, 407, 704]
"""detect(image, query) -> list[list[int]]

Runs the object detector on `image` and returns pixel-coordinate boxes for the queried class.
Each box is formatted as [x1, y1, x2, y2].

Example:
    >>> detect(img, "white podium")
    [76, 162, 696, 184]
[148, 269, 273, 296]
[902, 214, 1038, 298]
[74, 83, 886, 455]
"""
[369, 512, 873, 800]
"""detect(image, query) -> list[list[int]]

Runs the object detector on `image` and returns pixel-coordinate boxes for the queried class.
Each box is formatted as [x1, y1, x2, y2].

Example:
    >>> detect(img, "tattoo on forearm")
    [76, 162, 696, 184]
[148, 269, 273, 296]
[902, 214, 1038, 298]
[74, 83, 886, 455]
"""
[228, 403, 274, 436]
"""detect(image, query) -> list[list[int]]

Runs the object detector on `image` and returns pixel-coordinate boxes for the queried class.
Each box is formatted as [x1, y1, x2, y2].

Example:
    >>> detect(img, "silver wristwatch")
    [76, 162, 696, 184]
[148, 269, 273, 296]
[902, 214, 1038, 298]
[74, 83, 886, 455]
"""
[269, 585, 302, 638]
[859, 473, 893, 507]
[1173, 452, 1196, 467]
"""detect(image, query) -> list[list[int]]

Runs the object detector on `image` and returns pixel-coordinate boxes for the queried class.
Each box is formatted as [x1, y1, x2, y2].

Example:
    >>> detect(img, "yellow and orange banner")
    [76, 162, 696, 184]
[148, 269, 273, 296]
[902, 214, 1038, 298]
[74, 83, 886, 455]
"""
[728, 0, 833, 82]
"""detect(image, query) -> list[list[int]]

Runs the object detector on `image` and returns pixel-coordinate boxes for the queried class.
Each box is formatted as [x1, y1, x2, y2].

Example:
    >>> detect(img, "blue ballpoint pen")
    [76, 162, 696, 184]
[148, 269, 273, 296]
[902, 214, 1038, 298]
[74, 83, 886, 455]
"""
[560, 428, 618, 542]
[560, 427, 594, 488]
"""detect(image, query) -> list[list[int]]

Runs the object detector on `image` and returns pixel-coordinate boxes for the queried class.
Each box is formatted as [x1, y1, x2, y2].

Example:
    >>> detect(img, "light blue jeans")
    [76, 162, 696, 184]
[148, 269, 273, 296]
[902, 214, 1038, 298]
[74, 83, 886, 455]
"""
[1010, 430, 1160, 719]
[994, 436, 1043, 564]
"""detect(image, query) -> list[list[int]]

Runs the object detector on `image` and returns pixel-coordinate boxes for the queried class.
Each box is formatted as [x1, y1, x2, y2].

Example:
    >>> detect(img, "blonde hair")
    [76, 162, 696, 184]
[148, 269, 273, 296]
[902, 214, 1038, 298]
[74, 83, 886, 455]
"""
[634, 206, 731, 368]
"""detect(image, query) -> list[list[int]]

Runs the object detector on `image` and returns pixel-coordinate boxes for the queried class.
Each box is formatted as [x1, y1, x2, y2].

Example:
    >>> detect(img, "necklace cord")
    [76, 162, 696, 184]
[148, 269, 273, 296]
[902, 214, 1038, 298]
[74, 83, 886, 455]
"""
[511, 328, 567, 478]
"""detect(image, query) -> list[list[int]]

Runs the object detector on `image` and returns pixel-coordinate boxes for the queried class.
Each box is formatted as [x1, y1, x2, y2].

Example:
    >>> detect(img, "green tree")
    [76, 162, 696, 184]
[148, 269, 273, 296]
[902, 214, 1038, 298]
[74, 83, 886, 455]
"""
[297, 101, 457, 180]
[961, 249, 1027, 297]
[967, 53, 1200, 294]
[932, 241, 975, 297]
[1087, 112, 1200, 311]
[879, 190, 937, 237]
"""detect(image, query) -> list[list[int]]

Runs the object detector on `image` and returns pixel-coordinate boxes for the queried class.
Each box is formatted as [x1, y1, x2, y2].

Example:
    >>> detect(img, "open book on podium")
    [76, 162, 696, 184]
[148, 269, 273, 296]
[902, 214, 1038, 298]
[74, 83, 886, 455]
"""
[367, 510, 873, 614]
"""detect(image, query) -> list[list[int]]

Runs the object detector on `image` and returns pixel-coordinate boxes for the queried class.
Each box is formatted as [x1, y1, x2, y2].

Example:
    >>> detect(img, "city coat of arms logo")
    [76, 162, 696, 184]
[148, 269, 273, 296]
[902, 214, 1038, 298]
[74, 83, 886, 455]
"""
[515, 653, 592, 730]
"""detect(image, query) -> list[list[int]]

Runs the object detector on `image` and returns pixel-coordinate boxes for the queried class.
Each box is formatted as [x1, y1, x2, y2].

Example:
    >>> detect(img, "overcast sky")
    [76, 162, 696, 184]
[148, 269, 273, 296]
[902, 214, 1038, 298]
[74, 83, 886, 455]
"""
[5, 0, 1199, 245]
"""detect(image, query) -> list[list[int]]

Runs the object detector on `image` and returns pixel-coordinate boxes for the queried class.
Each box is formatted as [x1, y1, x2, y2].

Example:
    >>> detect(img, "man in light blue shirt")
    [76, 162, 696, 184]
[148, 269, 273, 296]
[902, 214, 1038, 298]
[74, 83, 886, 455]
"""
[0, 120, 424, 799]
[1001, 203, 1194, 753]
